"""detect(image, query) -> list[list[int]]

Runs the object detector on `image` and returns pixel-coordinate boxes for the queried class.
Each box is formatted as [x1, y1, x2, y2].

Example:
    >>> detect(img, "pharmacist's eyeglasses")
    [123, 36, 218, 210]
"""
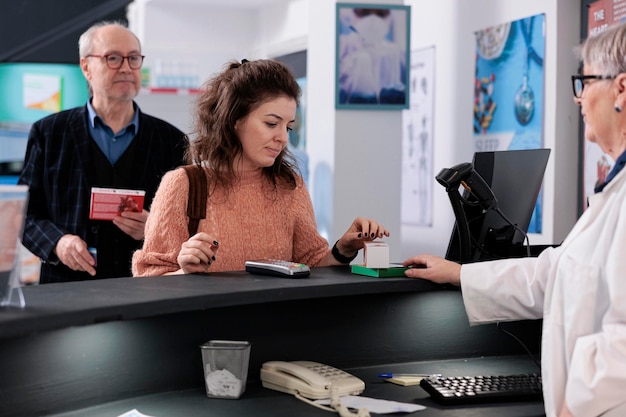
[87, 54, 145, 70]
[571, 74, 617, 98]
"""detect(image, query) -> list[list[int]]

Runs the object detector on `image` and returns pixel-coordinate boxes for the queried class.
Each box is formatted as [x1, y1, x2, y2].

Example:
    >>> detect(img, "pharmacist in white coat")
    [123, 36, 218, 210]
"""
[402, 22, 626, 417]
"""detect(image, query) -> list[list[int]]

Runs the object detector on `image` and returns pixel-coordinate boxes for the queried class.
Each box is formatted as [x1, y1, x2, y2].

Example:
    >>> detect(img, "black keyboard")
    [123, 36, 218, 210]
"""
[420, 373, 542, 405]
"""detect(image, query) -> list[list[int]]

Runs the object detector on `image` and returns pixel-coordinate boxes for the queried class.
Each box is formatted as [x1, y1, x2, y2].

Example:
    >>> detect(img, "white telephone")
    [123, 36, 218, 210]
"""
[260, 360, 365, 400]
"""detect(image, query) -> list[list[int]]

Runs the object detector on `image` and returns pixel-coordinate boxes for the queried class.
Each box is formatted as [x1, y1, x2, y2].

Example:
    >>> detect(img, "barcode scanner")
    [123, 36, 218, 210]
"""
[461, 169, 498, 211]
[436, 162, 498, 212]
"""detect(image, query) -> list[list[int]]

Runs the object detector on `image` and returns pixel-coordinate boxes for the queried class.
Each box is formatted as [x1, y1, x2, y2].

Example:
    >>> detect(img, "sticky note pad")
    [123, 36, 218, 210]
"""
[385, 376, 424, 386]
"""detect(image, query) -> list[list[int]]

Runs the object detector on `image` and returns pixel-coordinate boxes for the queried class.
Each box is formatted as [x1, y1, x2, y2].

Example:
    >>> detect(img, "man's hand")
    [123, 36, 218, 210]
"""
[114, 209, 149, 240]
[55, 234, 96, 276]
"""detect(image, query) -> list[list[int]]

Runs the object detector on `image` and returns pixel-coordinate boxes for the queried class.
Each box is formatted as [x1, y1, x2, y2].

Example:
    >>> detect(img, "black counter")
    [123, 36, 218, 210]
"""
[0, 267, 544, 416]
[0, 266, 441, 339]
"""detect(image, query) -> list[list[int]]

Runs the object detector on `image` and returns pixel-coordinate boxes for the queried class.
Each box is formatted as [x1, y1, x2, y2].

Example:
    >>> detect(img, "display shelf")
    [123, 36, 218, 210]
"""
[140, 87, 202, 95]
[47, 356, 545, 417]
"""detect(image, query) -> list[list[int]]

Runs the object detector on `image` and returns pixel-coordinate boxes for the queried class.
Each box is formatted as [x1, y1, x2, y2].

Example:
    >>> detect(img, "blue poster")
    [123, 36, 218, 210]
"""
[474, 14, 545, 152]
[473, 13, 546, 233]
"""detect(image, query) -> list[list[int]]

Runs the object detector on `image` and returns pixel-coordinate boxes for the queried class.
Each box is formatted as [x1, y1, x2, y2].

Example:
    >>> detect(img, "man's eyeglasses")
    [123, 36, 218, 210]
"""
[571, 74, 617, 98]
[87, 54, 145, 70]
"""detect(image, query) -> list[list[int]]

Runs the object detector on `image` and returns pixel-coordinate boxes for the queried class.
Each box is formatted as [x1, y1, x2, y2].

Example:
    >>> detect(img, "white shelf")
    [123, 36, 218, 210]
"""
[140, 87, 201, 95]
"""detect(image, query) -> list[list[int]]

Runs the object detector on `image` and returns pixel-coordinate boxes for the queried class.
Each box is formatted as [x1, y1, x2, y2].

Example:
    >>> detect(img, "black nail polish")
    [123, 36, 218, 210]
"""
[358, 232, 362, 238]
[212, 256, 216, 261]
[213, 240, 219, 246]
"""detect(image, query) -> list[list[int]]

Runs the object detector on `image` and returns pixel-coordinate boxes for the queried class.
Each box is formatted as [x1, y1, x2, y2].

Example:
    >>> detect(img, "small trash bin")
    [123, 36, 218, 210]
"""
[200, 340, 251, 399]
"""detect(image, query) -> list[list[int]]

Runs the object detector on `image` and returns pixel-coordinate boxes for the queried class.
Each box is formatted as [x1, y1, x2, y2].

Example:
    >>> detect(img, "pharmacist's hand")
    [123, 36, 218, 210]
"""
[402, 254, 461, 286]
[177, 233, 219, 274]
[336, 216, 390, 255]
[55, 234, 96, 276]
[558, 401, 574, 417]
[114, 209, 149, 240]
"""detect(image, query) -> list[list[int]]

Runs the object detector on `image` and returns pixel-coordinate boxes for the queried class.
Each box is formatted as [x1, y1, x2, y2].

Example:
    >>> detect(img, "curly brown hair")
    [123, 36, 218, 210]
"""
[187, 59, 302, 194]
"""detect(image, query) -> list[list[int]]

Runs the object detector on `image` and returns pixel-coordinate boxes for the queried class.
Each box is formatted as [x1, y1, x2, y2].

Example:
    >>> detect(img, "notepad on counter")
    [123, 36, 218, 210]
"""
[351, 264, 409, 278]
[384, 375, 425, 386]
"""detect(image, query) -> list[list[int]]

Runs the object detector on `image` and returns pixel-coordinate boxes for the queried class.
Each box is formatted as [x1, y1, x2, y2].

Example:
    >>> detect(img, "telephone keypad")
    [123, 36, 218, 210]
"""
[307, 363, 353, 381]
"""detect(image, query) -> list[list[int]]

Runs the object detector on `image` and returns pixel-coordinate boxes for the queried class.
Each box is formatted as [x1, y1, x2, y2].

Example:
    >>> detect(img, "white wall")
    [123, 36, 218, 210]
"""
[254, 0, 309, 57]
[308, 0, 405, 263]
[129, 0, 582, 263]
[305, 0, 580, 262]
[130, 0, 306, 142]
[129, 0, 261, 83]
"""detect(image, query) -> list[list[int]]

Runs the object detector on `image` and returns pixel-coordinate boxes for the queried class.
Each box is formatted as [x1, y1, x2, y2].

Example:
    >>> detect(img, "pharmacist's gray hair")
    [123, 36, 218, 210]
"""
[78, 21, 141, 58]
[576, 22, 626, 75]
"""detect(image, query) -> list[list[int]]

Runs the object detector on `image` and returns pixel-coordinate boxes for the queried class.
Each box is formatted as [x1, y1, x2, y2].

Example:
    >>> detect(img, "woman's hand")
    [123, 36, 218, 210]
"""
[334, 216, 391, 259]
[177, 233, 219, 274]
[402, 254, 462, 286]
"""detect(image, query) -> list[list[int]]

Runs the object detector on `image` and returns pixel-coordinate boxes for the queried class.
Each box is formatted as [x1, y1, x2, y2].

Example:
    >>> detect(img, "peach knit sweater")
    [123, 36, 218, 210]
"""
[132, 167, 330, 276]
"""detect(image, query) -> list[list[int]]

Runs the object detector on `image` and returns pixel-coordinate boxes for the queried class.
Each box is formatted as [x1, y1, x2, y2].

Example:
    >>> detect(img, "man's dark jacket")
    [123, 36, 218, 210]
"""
[18, 104, 188, 283]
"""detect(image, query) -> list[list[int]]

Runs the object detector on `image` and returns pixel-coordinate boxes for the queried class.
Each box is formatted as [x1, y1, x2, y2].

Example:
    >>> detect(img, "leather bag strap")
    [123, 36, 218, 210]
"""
[182, 165, 207, 237]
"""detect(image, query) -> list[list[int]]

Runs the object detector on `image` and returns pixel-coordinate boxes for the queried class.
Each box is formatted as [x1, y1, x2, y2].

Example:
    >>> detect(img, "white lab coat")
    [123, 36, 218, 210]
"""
[460, 167, 626, 417]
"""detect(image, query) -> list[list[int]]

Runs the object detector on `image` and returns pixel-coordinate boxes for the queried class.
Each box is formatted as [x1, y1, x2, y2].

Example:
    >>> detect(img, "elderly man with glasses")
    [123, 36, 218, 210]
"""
[18, 21, 188, 283]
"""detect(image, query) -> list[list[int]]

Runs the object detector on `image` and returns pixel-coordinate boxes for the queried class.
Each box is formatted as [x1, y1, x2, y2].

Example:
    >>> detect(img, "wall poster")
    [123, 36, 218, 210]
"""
[401, 46, 435, 226]
[473, 13, 546, 233]
[335, 3, 411, 110]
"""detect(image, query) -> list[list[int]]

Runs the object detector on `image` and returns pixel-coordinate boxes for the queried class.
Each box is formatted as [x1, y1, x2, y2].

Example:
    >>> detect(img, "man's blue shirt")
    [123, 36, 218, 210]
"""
[87, 99, 139, 165]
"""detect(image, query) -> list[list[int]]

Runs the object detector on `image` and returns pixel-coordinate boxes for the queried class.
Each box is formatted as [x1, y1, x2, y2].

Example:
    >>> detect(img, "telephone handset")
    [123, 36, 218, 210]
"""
[260, 360, 365, 400]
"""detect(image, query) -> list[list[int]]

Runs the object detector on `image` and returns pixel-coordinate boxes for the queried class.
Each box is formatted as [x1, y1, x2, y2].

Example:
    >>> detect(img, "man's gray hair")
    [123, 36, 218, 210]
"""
[78, 21, 141, 58]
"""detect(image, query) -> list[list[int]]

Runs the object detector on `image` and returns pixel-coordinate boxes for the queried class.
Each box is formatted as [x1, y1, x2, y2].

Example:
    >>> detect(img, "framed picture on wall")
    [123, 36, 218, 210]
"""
[335, 3, 411, 110]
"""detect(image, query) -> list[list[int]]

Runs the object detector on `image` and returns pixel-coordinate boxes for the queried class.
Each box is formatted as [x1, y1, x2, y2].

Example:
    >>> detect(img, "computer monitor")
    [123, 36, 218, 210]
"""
[445, 148, 551, 263]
